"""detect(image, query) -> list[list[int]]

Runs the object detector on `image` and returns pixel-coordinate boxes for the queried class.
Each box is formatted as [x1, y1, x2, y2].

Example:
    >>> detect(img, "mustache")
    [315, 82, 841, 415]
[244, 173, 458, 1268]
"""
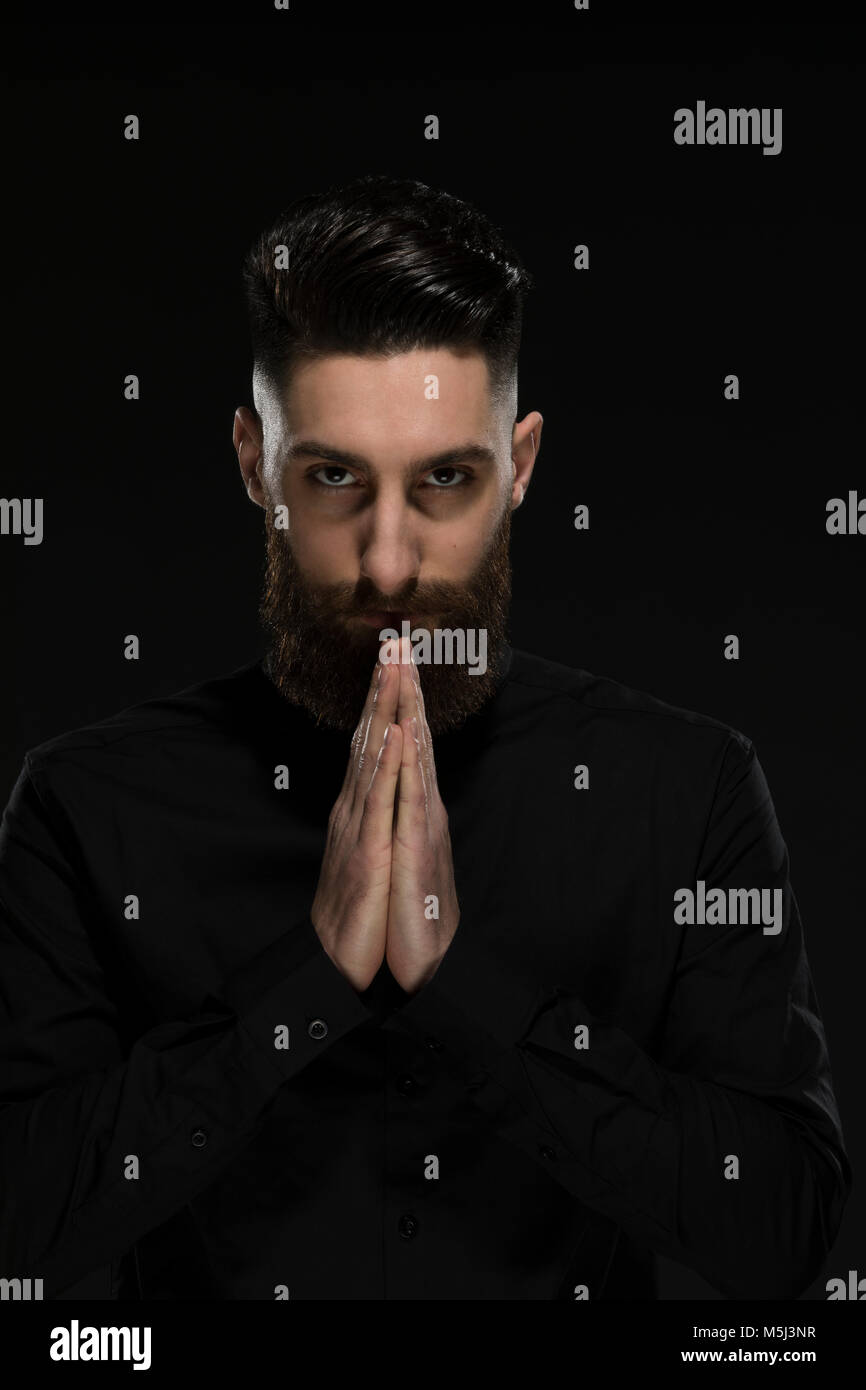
[305, 583, 477, 617]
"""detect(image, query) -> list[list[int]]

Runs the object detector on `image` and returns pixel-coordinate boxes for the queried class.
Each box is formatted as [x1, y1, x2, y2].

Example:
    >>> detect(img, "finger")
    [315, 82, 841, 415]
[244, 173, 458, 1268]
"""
[359, 719, 403, 855]
[396, 712, 429, 844]
[351, 640, 401, 809]
[407, 650, 438, 796]
[341, 649, 387, 798]
[394, 636, 414, 729]
[341, 644, 389, 800]
[396, 641, 431, 805]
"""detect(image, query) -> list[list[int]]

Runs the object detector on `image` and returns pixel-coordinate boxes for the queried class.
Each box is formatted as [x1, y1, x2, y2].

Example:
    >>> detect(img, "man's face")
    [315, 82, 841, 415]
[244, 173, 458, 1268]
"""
[236, 348, 539, 735]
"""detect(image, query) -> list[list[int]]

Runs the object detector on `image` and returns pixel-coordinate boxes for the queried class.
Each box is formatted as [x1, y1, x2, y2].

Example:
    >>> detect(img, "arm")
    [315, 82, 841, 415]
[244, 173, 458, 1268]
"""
[395, 734, 853, 1299]
[0, 758, 374, 1298]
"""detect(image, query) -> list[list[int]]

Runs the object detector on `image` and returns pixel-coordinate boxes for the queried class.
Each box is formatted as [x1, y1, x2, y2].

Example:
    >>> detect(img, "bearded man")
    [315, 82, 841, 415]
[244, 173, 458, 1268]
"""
[0, 174, 850, 1301]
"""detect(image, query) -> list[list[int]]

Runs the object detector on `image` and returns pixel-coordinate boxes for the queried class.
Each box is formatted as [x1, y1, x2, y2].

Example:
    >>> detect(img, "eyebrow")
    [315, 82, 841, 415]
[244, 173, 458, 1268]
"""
[284, 439, 497, 477]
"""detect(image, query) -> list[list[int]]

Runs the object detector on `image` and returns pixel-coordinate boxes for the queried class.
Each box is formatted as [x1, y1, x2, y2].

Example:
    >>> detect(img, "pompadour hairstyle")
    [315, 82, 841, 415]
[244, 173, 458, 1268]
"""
[242, 172, 534, 415]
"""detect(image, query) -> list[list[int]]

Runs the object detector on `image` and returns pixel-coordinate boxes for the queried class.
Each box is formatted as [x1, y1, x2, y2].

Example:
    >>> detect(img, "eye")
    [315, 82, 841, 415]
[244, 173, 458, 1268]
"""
[423, 467, 470, 488]
[307, 464, 473, 492]
[311, 466, 357, 488]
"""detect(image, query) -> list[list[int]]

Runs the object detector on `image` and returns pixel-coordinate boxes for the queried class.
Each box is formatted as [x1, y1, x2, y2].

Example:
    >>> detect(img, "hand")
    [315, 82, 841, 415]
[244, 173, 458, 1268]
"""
[385, 637, 461, 994]
[310, 639, 403, 991]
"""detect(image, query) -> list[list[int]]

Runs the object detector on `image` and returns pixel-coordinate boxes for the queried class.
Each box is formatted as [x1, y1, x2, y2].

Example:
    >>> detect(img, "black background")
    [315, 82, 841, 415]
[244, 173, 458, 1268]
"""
[1, 12, 863, 1300]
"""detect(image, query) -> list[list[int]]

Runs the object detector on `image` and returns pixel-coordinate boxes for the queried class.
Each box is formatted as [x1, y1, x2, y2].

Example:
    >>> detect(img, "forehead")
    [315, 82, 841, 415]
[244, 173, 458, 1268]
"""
[277, 348, 497, 447]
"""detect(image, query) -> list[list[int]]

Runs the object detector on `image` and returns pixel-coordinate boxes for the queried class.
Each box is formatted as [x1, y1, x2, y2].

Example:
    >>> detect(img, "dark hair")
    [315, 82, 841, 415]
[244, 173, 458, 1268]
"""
[242, 173, 534, 415]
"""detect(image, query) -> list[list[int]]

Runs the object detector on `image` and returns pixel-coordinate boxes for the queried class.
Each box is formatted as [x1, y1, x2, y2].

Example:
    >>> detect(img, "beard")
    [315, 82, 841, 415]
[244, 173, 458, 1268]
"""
[258, 500, 513, 736]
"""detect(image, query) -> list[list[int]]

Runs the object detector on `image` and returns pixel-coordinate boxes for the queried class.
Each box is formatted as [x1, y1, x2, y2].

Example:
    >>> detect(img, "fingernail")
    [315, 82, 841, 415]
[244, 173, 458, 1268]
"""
[383, 723, 392, 745]
[376, 664, 384, 687]
[411, 716, 419, 740]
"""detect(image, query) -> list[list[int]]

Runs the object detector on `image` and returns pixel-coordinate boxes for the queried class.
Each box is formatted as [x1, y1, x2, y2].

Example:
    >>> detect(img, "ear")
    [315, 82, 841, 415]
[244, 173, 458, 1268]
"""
[234, 407, 266, 507]
[511, 411, 542, 508]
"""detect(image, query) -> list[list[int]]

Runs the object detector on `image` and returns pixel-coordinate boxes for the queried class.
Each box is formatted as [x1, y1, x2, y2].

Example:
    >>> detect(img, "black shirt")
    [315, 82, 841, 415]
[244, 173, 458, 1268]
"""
[0, 645, 851, 1300]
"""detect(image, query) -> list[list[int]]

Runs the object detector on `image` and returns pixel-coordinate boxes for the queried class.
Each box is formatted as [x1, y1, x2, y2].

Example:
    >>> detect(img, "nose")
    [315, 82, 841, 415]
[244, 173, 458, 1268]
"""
[358, 493, 420, 599]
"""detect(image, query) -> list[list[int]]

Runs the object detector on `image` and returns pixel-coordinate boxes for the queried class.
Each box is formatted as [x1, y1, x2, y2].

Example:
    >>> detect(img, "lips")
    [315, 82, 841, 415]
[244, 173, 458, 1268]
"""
[357, 610, 412, 628]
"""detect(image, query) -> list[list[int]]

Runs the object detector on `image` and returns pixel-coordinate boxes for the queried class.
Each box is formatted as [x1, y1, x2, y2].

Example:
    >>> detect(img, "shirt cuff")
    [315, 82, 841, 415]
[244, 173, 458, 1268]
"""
[394, 922, 551, 1079]
[220, 913, 376, 1078]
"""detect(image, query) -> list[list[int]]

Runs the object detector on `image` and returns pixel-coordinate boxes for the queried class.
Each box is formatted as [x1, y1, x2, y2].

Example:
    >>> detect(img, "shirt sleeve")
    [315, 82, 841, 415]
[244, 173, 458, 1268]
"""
[395, 733, 853, 1299]
[0, 757, 374, 1299]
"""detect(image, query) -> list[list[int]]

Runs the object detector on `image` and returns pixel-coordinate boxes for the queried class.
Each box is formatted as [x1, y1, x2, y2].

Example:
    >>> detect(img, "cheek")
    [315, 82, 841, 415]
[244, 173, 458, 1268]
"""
[432, 516, 492, 573]
[289, 530, 353, 584]
[281, 484, 353, 576]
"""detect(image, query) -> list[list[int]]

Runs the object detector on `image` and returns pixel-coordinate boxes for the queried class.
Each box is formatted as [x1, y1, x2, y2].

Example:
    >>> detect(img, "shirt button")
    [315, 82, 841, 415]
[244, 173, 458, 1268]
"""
[190, 1129, 208, 1149]
[425, 1035, 443, 1052]
[540, 1144, 557, 1161]
[398, 1213, 419, 1239]
[396, 1074, 417, 1096]
[307, 1018, 328, 1040]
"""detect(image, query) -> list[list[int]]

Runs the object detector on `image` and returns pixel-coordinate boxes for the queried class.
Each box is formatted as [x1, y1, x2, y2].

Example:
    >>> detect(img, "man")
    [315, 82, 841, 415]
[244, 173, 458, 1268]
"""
[0, 174, 851, 1300]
